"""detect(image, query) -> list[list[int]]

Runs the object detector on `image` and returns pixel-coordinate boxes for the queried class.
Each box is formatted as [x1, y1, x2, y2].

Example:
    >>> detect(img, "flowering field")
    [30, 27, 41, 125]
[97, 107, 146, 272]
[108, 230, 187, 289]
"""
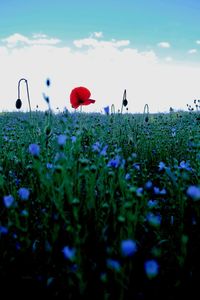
[0, 110, 200, 299]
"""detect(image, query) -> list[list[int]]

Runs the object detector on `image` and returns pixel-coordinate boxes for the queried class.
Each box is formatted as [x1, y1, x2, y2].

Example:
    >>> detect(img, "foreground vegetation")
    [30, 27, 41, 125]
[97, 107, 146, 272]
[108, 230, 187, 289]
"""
[0, 110, 200, 299]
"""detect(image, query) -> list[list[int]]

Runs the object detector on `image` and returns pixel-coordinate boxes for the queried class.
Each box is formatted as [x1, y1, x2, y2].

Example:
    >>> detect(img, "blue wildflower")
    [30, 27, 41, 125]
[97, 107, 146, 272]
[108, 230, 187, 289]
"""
[147, 213, 161, 227]
[106, 259, 121, 271]
[0, 226, 8, 235]
[100, 145, 108, 156]
[121, 239, 137, 257]
[187, 185, 200, 201]
[136, 187, 143, 197]
[144, 259, 159, 278]
[104, 106, 110, 115]
[92, 141, 101, 152]
[21, 209, 29, 216]
[133, 163, 140, 171]
[179, 160, 192, 171]
[46, 163, 53, 169]
[147, 200, 158, 209]
[125, 173, 131, 180]
[158, 161, 166, 171]
[62, 246, 76, 261]
[145, 180, 153, 190]
[18, 187, 30, 200]
[29, 144, 40, 157]
[3, 195, 14, 208]
[107, 155, 121, 168]
[57, 134, 67, 146]
[71, 136, 77, 143]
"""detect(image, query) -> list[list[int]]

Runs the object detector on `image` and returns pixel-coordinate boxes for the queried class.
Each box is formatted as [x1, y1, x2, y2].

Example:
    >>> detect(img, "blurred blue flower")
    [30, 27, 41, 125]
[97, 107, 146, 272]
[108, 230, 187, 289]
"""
[136, 187, 143, 197]
[147, 200, 158, 209]
[3, 195, 14, 208]
[71, 136, 77, 143]
[179, 160, 192, 171]
[125, 173, 131, 181]
[21, 209, 29, 216]
[121, 239, 137, 257]
[29, 143, 40, 157]
[147, 213, 161, 227]
[106, 259, 121, 271]
[158, 161, 166, 171]
[144, 259, 159, 278]
[100, 145, 108, 156]
[0, 226, 8, 234]
[46, 163, 53, 169]
[154, 187, 166, 195]
[145, 180, 153, 190]
[18, 187, 30, 200]
[58, 134, 67, 146]
[92, 141, 101, 152]
[107, 155, 121, 168]
[187, 185, 200, 201]
[104, 106, 110, 115]
[133, 163, 140, 171]
[62, 246, 76, 261]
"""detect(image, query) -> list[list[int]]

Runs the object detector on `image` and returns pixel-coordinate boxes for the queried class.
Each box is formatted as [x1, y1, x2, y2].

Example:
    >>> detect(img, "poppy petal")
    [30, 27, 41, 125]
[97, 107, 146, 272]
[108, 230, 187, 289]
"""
[70, 86, 95, 109]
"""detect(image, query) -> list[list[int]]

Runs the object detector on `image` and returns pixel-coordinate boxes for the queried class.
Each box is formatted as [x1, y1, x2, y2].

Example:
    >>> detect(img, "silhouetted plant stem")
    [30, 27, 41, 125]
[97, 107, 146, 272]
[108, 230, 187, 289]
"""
[18, 78, 32, 117]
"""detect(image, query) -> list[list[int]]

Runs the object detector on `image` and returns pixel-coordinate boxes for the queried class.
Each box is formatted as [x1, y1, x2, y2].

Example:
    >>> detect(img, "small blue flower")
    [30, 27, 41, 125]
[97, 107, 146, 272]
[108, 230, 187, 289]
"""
[100, 145, 108, 156]
[106, 259, 121, 271]
[187, 185, 200, 201]
[179, 160, 192, 171]
[18, 187, 30, 200]
[158, 161, 166, 171]
[147, 200, 158, 209]
[125, 173, 131, 180]
[144, 259, 159, 278]
[29, 143, 40, 156]
[121, 239, 137, 257]
[147, 213, 161, 227]
[136, 187, 143, 197]
[133, 163, 140, 171]
[107, 155, 121, 168]
[62, 246, 76, 261]
[71, 136, 77, 143]
[57, 134, 67, 146]
[46, 163, 53, 169]
[21, 209, 29, 216]
[145, 180, 153, 190]
[0, 226, 8, 234]
[3, 195, 14, 208]
[92, 141, 101, 152]
[104, 106, 110, 115]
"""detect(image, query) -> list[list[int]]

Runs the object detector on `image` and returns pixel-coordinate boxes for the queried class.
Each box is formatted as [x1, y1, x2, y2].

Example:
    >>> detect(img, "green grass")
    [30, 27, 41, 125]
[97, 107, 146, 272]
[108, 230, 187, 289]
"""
[0, 110, 200, 299]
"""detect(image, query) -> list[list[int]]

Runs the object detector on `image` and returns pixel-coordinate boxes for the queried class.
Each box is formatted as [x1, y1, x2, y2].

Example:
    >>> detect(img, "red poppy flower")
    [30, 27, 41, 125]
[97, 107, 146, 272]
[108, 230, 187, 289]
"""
[70, 86, 96, 109]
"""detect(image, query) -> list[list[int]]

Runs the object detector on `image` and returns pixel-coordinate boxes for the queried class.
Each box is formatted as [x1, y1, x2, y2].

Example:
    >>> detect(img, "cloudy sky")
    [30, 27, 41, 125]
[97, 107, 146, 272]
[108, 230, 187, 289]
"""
[0, 0, 200, 113]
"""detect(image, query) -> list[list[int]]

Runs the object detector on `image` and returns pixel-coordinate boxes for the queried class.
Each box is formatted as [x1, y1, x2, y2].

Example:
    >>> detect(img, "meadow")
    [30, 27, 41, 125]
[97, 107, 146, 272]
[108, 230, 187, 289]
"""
[0, 109, 199, 299]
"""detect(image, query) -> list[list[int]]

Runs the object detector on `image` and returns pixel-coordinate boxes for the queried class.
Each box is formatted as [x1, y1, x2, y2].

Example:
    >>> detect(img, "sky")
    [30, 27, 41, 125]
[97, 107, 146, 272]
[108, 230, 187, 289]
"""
[0, 0, 200, 113]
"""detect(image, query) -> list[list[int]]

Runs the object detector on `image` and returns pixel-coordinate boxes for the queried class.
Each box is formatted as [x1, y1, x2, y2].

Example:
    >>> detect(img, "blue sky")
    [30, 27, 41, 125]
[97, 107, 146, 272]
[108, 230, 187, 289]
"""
[1, 0, 200, 60]
[0, 0, 200, 112]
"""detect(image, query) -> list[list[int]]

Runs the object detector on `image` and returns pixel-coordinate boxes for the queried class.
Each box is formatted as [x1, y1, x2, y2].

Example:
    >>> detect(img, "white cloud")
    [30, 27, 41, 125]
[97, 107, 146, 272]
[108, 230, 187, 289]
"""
[0, 33, 200, 113]
[90, 32, 103, 38]
[196, 40, 200, 45]
[188, 49, 197, 54]
[73, 37, 130, 48]
[157, 42, 171, 48]
[2, 33, 61, 47]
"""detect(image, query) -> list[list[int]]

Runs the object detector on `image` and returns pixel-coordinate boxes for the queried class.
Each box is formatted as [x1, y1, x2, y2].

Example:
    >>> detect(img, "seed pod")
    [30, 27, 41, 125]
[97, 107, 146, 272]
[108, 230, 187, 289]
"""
[16, 98, 22, 109]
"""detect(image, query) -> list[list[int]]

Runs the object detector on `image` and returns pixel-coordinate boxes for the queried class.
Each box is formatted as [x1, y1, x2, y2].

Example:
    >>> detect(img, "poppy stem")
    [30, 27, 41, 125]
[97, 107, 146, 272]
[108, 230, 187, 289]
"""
[121, 89, 127, 114]
[143, 104, 149, 123]
[111, 104, 115, 114]
[18, 78, 32, 117]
